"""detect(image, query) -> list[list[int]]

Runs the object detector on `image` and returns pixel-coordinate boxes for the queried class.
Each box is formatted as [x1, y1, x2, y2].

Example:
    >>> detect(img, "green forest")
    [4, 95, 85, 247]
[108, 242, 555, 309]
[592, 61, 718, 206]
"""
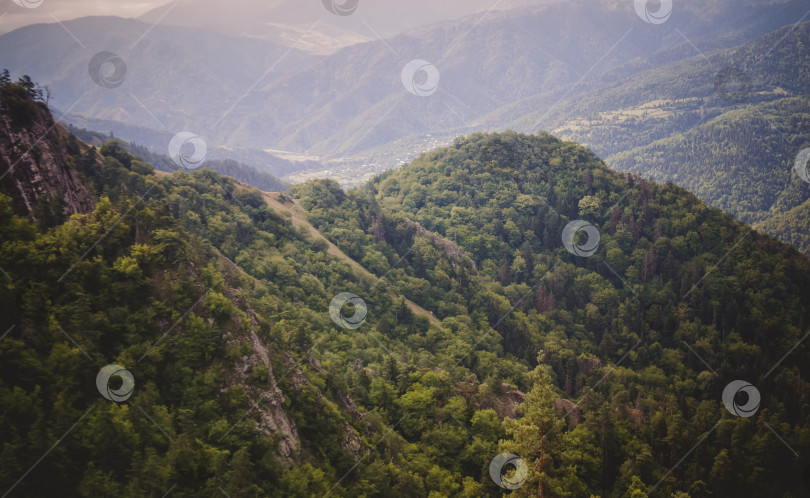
[529, 21, 810, 255]
[609, 97, 810, 252]
[1, 77, 810, 497]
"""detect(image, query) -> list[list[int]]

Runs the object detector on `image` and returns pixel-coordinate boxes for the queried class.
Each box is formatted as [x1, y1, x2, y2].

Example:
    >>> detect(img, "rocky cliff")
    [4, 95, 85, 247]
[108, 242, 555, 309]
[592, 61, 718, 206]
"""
[0, 86, 95, 219]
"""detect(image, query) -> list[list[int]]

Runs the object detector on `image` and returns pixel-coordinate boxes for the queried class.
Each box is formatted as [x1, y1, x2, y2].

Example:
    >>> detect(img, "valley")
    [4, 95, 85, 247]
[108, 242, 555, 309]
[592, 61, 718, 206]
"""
[2, 0, 808, 254]
[1, 1, 810, 496]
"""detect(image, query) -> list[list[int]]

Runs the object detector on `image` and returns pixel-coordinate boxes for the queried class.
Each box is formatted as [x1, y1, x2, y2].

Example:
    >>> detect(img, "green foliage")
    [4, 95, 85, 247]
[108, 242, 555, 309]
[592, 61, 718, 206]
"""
[294, 131, 810, 496]
[0, 71, 46, 126]
[756, 197, 810, 254]
[611, 97, 810, 231]
[0, 93, 534, 495]
[2, 97, 810, 496]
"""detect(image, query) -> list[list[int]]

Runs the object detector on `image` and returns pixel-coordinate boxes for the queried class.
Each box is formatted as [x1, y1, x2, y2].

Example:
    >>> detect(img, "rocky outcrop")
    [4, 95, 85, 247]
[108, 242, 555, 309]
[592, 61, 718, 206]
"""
[0, 94, 95, 218]
[454, 381, 525, 419]
[498, 384, 526, 418]
[554, 398, 582, 427]
[227, 290, 369, 463]
[404, 217, 476, 270]
[576, 357, 602, 375]
[251, 336, 303, 460]
[226, 325, 302, 461]
[221, 291, 302, 462]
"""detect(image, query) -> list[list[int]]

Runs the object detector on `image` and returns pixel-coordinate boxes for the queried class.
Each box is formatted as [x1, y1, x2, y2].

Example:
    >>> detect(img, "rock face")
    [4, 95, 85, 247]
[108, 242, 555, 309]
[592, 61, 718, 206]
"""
[576, 357, 602, 375]
[0, 95, 95, 218]
[229, 301, 302, 462]
[554, 398, 582, 427]
[454, 381, 525, 419]
[227, 293, 368, 464]
[404, 217, 476, 270]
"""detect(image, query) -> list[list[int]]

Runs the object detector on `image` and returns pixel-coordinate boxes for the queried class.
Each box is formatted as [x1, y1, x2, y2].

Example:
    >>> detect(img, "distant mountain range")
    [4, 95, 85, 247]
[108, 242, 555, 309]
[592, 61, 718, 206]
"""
[533, 20, 810, 251]
[2, 0, 805, 156]
[0, 0, 809, 251]
[67, 125, 291, 192]
[137, 0, 560, 44]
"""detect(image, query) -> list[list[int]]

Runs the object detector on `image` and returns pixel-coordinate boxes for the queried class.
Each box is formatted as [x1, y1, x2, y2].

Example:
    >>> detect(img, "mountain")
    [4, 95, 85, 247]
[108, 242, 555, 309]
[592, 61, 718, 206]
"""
[67, 125, 291, 192]
[292, 131, 810, 495]
[160, 0, 810, 157]
[3, 22, 810, 498]
[138, 0, 562, 42]
[517, 20, 810, 252]
[2, 0, 807, 164]
[3, 0, 810, 205]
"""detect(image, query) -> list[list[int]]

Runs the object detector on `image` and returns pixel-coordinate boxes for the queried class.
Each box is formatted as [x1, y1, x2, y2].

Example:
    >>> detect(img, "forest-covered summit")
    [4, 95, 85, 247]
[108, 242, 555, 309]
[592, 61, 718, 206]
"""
[1, 77, 809, 497]
[294, 131, 810, 495]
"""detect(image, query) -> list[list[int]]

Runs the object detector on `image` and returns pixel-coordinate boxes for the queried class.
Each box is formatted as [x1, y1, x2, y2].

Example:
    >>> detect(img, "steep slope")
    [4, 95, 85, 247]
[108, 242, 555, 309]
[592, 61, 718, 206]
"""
[258, 189, 441, 326]
[0, 77, 95, 221]
[293, 131, 810, 496]
[610, 97, 810, 225]
[0, 79, 531, 497]
[756, 197, 810, 254]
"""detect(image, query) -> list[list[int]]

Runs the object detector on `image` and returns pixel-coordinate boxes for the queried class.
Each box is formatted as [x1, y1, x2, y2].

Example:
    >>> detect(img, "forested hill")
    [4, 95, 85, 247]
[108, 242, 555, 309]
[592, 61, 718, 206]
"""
[0, 75, 508, 496]
[756, 198, 810, 257]
[1, 79, 810, 496]
[67, 125, 291, 193]
[293, 132, 810, 496]
[518, 20, 810, 254]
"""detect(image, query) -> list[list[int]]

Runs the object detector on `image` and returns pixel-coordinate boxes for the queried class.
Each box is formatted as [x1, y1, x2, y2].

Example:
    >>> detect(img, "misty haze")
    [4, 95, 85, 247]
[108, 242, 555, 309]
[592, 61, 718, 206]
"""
[0, 0, 809, 496]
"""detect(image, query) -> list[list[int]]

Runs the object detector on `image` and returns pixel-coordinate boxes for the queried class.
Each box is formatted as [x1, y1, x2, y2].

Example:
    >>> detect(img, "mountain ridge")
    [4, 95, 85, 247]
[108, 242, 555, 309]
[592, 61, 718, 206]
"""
[4, 0, 807, 159]
[2, 10, 810, 496]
